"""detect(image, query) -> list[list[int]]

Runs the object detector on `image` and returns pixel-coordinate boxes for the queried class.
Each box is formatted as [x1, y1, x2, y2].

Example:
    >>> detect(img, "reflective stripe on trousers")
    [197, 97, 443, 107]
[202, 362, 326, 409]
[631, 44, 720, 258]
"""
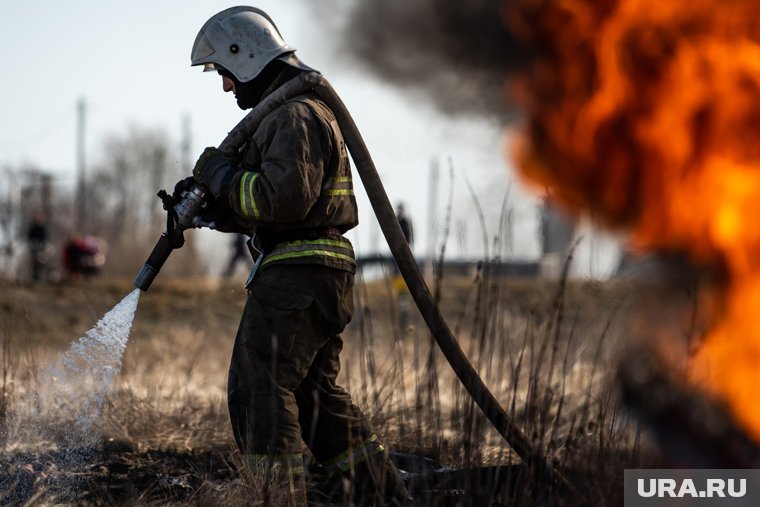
[320, 434, 385, 477]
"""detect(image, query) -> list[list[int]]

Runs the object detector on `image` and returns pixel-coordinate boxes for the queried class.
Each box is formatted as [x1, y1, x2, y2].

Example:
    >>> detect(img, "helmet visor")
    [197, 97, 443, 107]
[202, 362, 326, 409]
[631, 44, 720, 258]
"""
[191, 33, 216, 62]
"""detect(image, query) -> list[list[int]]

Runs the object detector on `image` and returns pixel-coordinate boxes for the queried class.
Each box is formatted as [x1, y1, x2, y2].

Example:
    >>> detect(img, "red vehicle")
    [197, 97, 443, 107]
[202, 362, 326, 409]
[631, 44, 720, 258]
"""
[63, 234, 106, 277]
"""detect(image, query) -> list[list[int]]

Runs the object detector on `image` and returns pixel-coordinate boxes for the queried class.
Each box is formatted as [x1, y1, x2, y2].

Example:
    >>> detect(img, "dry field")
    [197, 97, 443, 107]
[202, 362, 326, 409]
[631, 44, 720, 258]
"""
[0, 268, 654, 505]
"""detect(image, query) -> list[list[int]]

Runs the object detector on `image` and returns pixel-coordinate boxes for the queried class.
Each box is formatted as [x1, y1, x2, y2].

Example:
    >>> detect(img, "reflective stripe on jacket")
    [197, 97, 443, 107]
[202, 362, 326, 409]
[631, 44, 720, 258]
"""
[227, 79, 358, 272]
[262, 236, 356, 272]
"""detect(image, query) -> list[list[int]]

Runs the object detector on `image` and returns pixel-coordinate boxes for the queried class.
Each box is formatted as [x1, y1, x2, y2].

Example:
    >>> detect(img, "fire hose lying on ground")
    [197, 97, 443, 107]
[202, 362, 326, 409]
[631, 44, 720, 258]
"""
[133, 71, 568, 490]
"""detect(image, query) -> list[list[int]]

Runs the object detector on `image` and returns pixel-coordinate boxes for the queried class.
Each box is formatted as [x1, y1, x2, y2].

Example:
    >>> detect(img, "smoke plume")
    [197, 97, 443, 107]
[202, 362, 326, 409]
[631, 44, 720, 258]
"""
[341, 0, 530, 121]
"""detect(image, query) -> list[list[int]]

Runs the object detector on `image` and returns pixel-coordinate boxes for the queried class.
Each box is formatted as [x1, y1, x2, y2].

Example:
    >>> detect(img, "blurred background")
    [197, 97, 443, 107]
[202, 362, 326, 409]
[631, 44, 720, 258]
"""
[0, 0, 622, 284]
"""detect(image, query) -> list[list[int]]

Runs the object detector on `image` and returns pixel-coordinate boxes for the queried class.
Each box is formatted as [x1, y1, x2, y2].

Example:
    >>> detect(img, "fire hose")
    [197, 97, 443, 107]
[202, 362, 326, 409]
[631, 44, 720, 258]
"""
[134, 71, 567, 489]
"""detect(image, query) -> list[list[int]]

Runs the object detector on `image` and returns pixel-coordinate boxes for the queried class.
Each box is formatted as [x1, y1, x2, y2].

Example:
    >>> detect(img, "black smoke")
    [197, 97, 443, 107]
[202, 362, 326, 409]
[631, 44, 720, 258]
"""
[341, 0, 531, 122]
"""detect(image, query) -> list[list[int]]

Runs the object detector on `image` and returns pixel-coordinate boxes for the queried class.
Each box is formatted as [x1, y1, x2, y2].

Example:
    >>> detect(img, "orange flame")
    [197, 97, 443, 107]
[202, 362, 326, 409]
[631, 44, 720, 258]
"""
[506, 0, 760, 438]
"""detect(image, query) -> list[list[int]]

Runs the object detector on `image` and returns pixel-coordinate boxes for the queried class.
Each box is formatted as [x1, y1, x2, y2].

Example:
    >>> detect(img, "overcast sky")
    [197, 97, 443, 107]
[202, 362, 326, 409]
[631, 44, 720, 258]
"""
[0, 1, 621, 275]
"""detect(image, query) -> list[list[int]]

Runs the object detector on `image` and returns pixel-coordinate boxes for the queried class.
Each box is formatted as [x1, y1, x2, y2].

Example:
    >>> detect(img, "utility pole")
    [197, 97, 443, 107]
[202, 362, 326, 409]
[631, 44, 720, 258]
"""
[180, 113, 193, 174]
[426, 156, 439, 276]
[41, 173, 52, 219]
[76, 97, 87, 232]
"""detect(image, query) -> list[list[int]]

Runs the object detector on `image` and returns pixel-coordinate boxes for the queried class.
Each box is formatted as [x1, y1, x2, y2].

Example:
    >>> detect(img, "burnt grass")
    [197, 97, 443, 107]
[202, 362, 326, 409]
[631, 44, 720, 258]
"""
[0, 443, 237, 505]
[0, 446, 638, 506]
[0, 273, 662, 505]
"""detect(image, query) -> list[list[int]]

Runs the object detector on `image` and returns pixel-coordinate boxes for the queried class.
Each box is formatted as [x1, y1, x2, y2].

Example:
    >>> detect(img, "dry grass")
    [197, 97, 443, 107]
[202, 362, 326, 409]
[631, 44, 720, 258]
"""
[0, 269, 652, 505]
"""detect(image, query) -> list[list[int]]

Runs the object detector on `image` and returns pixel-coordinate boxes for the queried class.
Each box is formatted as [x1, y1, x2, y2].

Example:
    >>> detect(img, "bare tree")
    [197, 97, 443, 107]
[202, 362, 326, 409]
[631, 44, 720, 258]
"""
[83, 124, 202, 277]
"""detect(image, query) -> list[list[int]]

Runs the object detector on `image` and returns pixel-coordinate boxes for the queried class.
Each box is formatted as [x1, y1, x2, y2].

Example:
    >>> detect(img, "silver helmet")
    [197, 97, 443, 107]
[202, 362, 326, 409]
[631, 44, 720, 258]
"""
[190, 6, 307, 83]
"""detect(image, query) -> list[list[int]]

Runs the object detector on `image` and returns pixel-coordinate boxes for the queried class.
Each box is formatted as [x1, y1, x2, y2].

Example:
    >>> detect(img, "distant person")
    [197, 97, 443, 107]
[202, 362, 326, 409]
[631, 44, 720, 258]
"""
[396, 202, 414, 249]
[392, 202, 414, 276]
[26, 210, 50, 281]
[223, 234, 253, 278]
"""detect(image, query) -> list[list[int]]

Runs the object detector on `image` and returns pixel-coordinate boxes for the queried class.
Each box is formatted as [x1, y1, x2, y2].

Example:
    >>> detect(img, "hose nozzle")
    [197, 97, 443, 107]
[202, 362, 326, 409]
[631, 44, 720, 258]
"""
[133, 234, 174, 292]
[133, 184, 213, 292]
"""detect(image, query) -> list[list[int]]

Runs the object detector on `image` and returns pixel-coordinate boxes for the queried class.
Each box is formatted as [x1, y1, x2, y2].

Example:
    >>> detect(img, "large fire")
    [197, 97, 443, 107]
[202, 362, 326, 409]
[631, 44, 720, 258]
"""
[505, 0, 760, 439]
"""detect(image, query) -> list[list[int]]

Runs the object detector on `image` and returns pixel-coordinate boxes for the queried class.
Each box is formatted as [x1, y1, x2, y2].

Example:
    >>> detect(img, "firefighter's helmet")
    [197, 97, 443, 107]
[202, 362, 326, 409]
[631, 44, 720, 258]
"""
[191, 6, 308, 83]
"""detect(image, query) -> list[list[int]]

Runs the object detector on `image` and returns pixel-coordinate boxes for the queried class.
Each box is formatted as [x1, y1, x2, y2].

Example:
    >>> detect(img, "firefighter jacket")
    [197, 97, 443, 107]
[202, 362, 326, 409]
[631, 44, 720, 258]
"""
[222, 74, 359, 273]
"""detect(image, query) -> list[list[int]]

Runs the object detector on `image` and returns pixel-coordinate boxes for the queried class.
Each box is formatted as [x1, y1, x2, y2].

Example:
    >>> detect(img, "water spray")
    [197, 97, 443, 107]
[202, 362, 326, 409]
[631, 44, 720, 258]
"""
[42, 289, 141, 444]
[4, 288, 141, 503]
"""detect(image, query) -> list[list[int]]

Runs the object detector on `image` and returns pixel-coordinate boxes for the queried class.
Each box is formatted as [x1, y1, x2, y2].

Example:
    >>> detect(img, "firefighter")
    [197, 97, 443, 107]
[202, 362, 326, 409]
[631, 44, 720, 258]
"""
[181, 6, 411, 505]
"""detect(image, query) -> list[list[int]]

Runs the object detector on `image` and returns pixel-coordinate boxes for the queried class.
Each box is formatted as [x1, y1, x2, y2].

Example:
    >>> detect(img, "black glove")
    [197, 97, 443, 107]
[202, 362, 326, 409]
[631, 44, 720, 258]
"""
[171, 175, 237, 232]
[192, 147, 237, 198]
[172, 175, 196, 202]
[201, 198, 238, 233]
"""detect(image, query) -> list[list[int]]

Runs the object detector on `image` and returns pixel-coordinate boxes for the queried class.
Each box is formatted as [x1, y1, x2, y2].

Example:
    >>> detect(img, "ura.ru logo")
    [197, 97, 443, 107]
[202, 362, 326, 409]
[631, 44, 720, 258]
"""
[638, 478, 746, 499]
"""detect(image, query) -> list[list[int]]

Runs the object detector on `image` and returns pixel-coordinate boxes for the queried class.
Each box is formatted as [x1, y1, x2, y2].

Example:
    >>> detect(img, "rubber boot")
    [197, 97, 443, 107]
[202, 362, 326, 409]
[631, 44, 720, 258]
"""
[351, 449, 414, 506]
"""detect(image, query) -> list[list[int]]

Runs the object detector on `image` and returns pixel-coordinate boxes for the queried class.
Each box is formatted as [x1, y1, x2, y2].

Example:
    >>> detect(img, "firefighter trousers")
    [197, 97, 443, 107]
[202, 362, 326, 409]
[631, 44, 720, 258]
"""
[227, 264, 410, 505]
